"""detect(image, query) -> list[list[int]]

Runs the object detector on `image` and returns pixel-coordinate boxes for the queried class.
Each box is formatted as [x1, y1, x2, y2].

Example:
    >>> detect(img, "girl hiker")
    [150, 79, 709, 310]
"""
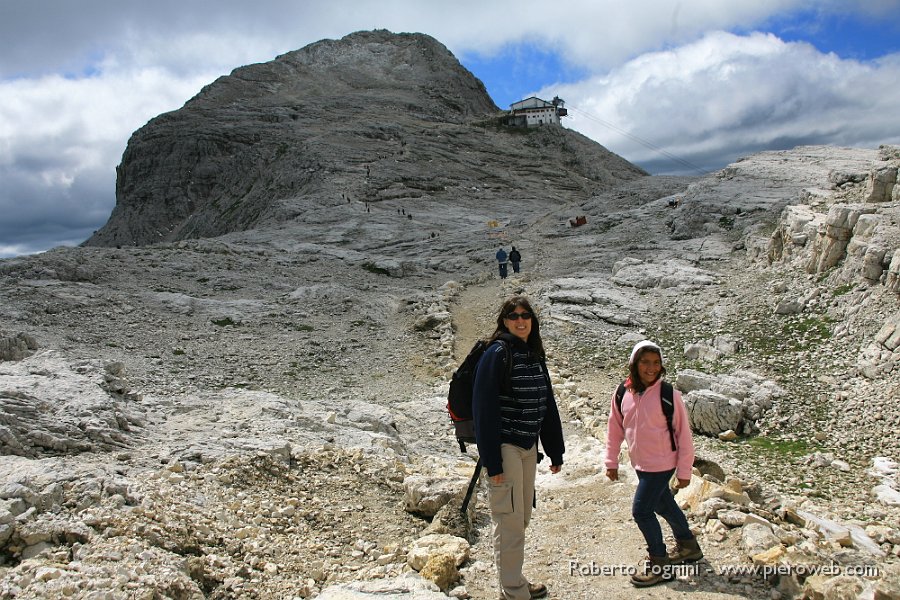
[472, 296, 565, 600]
[604, 340, 703, 587]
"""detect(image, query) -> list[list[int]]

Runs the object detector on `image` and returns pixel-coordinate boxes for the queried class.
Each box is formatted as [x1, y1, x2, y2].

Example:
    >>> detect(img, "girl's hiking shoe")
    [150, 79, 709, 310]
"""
[668, 537, 704, 564]
[631, 555, 674, 587]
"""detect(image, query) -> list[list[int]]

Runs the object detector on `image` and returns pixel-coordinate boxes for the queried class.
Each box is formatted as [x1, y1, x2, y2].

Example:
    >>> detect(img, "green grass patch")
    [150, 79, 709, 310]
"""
[832, 283, 856, 297]
[782, 315, 834, 343]
[741, 313, 834, 360]
[740, 435, 811, 457]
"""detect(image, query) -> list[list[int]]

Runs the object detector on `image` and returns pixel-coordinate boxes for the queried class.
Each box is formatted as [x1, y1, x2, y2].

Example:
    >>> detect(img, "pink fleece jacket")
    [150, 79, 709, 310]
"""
[604, 378, 695, 481]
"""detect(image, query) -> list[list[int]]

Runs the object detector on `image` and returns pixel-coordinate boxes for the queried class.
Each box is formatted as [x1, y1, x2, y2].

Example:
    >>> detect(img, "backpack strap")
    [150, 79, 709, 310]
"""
[458, 339, 513, 455]
[615, 380, 677, 452]
[660, 381, 677, 452]
[614, 382, 626, 420]
[498, 340, 513, 395]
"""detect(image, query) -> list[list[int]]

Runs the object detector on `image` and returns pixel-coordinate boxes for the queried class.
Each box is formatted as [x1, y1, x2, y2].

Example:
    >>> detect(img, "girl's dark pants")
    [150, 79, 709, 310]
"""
[633, 469, 694, 556]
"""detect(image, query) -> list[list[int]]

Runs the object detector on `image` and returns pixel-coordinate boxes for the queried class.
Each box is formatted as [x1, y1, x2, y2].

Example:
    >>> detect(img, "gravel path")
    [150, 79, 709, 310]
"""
[449, 280, 760, 599]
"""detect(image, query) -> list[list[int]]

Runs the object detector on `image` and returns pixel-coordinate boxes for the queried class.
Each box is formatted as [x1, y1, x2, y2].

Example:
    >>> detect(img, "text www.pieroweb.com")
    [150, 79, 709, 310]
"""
[568, 560, 880, 578]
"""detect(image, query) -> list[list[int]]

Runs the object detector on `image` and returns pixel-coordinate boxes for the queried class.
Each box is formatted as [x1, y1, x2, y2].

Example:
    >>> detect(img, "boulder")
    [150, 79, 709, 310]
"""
[806, 204, 876, 273]
[741, 522, 781, 557]
[864, 163, 898, 203]
[407, 534, 470, 571]
[316, 572, 446, 600]
[0, 333, 38, 362]
[419, 552, 458, 591]
[884, 250, 900, 293]
[403, 475, 467, 517]
[801, 575, 863, 600]
[683, 390, 744, 436]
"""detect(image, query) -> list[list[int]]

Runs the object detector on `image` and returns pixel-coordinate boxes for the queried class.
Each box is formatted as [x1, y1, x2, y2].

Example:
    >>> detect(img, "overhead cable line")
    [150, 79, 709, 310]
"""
[567, 106, 710, 176]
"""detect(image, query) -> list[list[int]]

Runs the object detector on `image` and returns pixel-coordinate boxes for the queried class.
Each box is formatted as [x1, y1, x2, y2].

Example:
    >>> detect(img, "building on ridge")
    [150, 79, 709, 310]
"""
[506, 96, 568, 127]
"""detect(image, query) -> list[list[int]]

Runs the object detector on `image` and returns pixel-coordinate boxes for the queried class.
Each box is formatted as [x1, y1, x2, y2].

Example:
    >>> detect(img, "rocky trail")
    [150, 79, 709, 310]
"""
[1, 141, 899, 599]
[448, 279, 759, 599]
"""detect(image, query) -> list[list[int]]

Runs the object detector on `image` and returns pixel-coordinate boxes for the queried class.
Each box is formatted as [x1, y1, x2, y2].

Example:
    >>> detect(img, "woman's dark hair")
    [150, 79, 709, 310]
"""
[628, 345, 667, 394]
[488, 295, 545, 358]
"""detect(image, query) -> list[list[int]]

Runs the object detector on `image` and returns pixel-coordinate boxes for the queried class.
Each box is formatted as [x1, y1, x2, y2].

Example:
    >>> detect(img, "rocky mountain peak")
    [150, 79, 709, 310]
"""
[85, 30, 644, 249]
[190, 30, 498, 116]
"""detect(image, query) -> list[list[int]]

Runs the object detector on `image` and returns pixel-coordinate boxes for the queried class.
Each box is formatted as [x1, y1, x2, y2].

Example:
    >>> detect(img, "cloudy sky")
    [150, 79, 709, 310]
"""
[2, 0, 899, 257]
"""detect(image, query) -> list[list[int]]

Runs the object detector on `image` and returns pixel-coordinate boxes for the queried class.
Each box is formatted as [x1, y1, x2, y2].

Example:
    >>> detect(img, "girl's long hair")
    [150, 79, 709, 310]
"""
[487, 295, 545, 358]
[628, 345, 667, 394]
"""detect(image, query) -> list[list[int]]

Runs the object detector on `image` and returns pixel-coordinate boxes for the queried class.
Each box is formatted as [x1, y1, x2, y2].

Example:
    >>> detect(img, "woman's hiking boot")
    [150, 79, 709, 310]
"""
[630, 555, 674, 587]
[668, 537, 703, 564]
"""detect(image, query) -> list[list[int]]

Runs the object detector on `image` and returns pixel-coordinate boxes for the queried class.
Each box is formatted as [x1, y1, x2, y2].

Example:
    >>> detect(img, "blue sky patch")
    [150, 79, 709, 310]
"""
[754, 9, 900, 60]
[460, 42, 588, 109]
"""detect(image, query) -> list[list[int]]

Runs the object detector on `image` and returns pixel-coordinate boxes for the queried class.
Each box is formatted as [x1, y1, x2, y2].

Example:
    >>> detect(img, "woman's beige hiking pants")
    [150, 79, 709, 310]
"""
[488, 443, 537, 600]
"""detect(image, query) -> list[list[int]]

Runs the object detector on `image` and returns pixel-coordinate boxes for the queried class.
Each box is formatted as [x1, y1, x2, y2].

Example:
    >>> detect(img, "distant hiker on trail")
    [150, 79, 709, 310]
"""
[472, 296, 564, 600]
[509, 246, 522, 274]
[495, 247, 508, 279]
[605, 340, 702, 588]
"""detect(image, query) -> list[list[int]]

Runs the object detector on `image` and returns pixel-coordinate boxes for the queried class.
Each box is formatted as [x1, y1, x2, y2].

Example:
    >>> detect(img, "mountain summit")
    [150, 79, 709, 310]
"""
[85, 30, 645, 248]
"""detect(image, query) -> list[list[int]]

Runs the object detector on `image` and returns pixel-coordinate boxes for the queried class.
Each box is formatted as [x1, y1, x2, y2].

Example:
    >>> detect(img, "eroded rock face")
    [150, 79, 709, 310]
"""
[85, 30, 645, 249]
[0, 332, 38, 361]
[3, 28, 900, 596]
[0, 355, 146, 457]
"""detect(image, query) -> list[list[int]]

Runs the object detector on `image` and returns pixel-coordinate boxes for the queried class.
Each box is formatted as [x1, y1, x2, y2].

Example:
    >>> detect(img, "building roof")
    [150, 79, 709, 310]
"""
[510, 96, 554, 111]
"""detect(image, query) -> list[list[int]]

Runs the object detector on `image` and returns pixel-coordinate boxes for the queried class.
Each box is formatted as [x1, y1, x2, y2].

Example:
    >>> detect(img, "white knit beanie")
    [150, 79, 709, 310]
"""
[629, 340, 664, 365]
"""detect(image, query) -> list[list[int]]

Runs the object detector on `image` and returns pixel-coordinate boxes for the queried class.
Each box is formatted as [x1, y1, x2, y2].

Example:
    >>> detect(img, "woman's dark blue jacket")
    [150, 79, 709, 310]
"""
[472, 333, 565, 477]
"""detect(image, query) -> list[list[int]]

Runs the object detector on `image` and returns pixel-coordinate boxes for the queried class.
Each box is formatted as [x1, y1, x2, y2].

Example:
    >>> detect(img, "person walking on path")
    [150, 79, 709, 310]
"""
[495, 247, 509, 279]
[473, 296, 565, 600]
[508, 246, 522, 274]
[604, 340, 703, 587]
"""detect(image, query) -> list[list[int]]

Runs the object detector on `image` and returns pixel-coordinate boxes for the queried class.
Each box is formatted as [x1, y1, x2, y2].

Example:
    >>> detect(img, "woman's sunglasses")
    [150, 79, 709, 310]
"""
[505, 311, 533, 321]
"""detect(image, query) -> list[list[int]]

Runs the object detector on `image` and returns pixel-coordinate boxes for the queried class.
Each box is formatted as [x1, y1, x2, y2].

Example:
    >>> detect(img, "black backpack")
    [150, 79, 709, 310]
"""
[614, 380, 677, 451]
[447, 338, 512, 514]
[447, 339, 511, 453]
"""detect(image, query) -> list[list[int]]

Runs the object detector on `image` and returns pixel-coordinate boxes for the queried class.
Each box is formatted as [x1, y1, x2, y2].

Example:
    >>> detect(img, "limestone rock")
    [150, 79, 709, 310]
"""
[676, 369, 782, 436]
[403, 475, 466, 517]
[611, 258, 716, 289]
[419, 552, 458, 591]
[0, 333, 38, 362]
[752, 544, 786, 566]
[801, 575, 863, 600]
[317, 572, 446, 600]
[683, 390, 744, 436]
[864, 163, 898, 203]
[807, 204, 877, 273]
[885, 250, 900, 293]
[0, 354, 147, 457]
[407, 534, 470, 571]
[741, 522, 781, 557]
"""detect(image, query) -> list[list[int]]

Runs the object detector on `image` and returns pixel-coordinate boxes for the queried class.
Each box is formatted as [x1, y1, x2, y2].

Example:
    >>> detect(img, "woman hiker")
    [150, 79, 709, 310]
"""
[472, 296, 565, 599]
[604, 340, 703, 587]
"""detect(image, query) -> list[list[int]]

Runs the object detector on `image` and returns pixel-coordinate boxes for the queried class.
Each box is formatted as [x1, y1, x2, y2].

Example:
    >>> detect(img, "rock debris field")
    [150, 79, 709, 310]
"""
[1, 143, 899, 599]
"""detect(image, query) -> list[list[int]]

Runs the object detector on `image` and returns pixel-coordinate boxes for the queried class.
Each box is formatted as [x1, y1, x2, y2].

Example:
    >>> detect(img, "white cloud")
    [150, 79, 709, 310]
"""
[2, 0, 899, 254]
[0, 68, 215, 252]
[547, 31, 900, 173]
